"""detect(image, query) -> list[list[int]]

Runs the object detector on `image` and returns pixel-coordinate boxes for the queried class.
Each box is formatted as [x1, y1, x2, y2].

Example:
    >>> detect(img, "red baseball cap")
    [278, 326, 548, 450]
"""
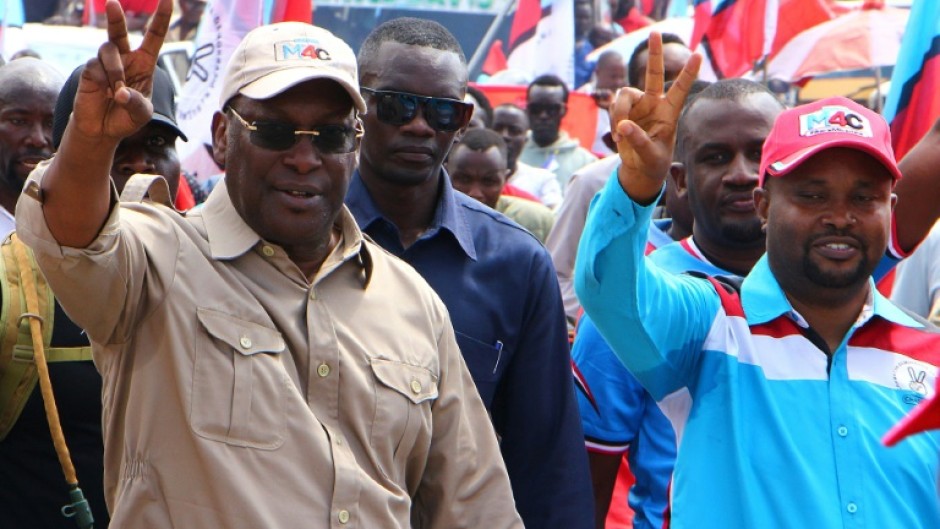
[759, 96, 902, 187]
[883, 379, 940, 446]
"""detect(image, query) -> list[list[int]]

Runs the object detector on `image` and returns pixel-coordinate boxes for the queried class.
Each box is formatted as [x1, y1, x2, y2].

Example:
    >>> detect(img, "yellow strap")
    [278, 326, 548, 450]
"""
[0, 238, 35, 439]
[13, 237, 78, 485]
[46, 347, 94, 363]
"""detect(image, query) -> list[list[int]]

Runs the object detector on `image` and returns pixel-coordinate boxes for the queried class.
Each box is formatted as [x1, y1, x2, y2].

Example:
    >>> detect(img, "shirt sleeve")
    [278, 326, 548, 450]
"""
[572, 314, 645, 453]
[15, 163, 179, 346]
[412, 315, 524, 529]
[546, 171, 598, 321]
[573, 175, 720, 400]
[490, 246, 595, 529]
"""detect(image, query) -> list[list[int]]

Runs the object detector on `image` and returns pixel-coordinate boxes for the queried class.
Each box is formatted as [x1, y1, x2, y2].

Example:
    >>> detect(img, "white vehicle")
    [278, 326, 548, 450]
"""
[3, 24, 194, 93]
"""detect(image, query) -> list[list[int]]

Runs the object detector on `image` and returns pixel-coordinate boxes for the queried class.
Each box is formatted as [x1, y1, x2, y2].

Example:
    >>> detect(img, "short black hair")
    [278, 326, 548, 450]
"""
[676, 78, 784, 159]
[358, 17, 466, 73]
[466, 85, 493, 127]
[527, 74, 569, 102]
[628, 33, 687, 88]
[454, 127, 508, 162]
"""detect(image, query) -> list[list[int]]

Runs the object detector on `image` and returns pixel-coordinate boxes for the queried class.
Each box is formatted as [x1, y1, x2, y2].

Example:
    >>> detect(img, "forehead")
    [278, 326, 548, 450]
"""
[777, 148, 894, 188]
[684, 94, 781, 150]
[362, 41, 466, 100]
[663, 44, 692, 71]
[528, 85, 565, 104]
[236, 79, 355, 119]
[450, 145, 506, 170]
[493, 106, 527, 125]
[0, 81, 59, 113]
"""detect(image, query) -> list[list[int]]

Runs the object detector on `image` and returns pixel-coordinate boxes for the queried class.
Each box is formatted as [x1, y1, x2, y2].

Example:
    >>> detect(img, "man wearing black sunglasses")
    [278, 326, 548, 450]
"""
[520, 74, 597, 192]
[16, 2, 522, 527]
[346, 17, 593, 529]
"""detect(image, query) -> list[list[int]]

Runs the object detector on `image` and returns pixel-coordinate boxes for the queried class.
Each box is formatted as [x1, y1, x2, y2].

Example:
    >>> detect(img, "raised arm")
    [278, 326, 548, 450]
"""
[893, 118, 940, 254]
[40, 0, 172, 248]
[574, 34, 714, 392]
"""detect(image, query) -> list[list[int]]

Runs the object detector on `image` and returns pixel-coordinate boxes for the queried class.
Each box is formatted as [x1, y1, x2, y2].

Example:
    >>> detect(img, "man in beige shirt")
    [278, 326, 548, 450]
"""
[15, 1, 522, 528]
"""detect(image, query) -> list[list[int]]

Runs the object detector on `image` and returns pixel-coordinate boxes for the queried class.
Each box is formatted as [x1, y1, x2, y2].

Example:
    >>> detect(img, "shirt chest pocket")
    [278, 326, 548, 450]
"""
[370, 358, 439, 467]
[191, 307, 289, 449]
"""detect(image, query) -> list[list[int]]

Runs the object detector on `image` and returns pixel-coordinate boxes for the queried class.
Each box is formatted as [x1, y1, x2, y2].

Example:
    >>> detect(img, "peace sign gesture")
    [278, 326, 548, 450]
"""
[71, 0, 173, 143]
[608, 32, 702, 204]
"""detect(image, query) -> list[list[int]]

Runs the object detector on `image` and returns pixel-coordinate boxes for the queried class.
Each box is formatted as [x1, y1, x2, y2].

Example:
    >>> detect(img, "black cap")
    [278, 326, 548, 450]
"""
[52, 65, 188, 149]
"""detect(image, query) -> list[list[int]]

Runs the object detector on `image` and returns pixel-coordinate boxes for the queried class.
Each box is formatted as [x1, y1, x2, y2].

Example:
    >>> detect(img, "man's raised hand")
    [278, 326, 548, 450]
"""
[71, 0, 172, 144]
[609, 32, 701, 204]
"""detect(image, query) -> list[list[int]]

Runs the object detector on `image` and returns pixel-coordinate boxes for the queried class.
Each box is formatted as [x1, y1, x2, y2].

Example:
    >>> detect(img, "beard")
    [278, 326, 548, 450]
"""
[802, 236, 872, 288]
[719, 217, 764, 245]
[2, 160, 24, 192]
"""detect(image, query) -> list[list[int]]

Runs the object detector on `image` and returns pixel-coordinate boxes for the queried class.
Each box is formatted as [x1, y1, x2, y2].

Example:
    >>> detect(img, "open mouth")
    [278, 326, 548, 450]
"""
[282, 189, 314, 198]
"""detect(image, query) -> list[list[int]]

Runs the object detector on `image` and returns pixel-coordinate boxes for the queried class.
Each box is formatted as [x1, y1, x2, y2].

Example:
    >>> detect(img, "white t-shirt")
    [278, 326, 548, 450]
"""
[0, 206, 14, 239]
[891, 219, 940, 320]
[509, 162, 563, 209]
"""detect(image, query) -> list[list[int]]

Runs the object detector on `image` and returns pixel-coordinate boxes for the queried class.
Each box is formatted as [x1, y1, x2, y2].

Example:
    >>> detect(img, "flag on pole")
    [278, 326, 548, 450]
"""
[693, 0, 832, 79]
[176, 0, 311, 182]
[506, 0, 575, 87]
[883, 0, 940, 160]
[697, 0, 771, 78]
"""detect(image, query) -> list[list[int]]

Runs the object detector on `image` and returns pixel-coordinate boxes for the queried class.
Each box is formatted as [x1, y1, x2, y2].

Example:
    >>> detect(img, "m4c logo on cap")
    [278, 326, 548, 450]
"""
[799, 105, 873, 138]
[276, 38, 332, 61]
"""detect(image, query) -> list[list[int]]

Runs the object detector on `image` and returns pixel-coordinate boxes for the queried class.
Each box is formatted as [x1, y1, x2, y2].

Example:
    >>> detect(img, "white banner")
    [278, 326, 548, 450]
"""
[177, 0, 264, 181]
[506, 0, 575, 88]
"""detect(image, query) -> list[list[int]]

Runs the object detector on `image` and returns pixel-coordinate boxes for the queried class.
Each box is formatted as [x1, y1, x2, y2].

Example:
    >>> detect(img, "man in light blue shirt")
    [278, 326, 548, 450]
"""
[576, 36, 940, 527]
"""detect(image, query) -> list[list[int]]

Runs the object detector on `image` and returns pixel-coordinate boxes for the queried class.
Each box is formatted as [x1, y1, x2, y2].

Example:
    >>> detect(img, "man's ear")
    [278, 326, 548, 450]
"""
[890, 192, 898, 211]
[754, 185, 770, 232]
[669, 162, 688, 198]
[210, 110, 228, 170]
[560, 103, 568, 118]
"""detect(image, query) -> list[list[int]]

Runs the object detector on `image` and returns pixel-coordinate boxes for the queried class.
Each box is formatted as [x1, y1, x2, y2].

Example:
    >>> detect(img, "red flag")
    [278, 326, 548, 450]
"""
[508, 0, 542, 53]
[270, 0, 312, 23]
[768, 0, 833, 59]
[482, 39, 508, 76]
[884, 0, 940, 160]
[689, 0, 712, 50]
[700, 0, 768, 78]
[695, 0, 833, 79]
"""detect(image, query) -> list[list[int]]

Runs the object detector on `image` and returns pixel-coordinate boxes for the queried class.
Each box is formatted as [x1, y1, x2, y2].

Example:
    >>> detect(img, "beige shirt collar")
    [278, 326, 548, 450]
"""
[200, 179, 373, 286]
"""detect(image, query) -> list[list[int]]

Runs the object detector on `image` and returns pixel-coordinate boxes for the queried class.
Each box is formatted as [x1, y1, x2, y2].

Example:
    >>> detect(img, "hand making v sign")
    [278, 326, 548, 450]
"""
[41, 0, 173, 248]
[608, 32, 701, 205]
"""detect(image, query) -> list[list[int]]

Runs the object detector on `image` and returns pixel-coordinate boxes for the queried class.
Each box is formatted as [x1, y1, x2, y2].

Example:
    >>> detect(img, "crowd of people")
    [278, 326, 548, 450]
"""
[0, 0, 939, 528]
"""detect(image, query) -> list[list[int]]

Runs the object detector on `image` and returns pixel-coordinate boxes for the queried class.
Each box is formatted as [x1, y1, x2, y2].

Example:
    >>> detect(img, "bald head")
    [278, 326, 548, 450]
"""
[0, 58, 65, 208]
[0, 58, 64, 103]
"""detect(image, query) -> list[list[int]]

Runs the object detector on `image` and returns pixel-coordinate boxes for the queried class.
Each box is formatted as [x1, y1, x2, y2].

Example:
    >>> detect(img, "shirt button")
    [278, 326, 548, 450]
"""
[309, 290, 317, 300]
[338, 510, 350, 524]
[837, 426, 848, 437]
[847, 503, 858, 514]
[317, 363, 331, 377]
[239, 336, 252, 349]
[261, 245, 275, 257]
[335, 436, 343, 446]
[411, 379, 422, 394]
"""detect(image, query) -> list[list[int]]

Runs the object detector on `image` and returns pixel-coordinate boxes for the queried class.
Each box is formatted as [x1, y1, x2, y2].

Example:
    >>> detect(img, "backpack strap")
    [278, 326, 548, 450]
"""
[0, 235, 76, 441]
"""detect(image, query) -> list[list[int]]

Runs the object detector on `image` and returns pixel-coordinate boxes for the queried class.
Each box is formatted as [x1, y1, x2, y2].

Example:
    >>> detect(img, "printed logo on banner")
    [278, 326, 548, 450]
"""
[275, 38, 332, 61]
[799, 105, 873, 138]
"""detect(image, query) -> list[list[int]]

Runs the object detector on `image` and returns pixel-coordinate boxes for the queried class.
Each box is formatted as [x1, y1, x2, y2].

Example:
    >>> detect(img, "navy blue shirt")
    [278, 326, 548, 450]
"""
[346, 171, 593, 529]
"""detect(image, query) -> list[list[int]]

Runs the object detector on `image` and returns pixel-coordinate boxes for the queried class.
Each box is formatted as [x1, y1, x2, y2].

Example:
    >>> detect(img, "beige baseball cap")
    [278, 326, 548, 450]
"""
[219, 22, 365, 113]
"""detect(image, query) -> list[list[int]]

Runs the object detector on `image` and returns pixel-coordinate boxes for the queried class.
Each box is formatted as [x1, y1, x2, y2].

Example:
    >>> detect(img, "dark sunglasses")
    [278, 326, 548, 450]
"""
[227, 107, 362, 153]
[361, 87, 473, 132]
[526, 103, 566, 118]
